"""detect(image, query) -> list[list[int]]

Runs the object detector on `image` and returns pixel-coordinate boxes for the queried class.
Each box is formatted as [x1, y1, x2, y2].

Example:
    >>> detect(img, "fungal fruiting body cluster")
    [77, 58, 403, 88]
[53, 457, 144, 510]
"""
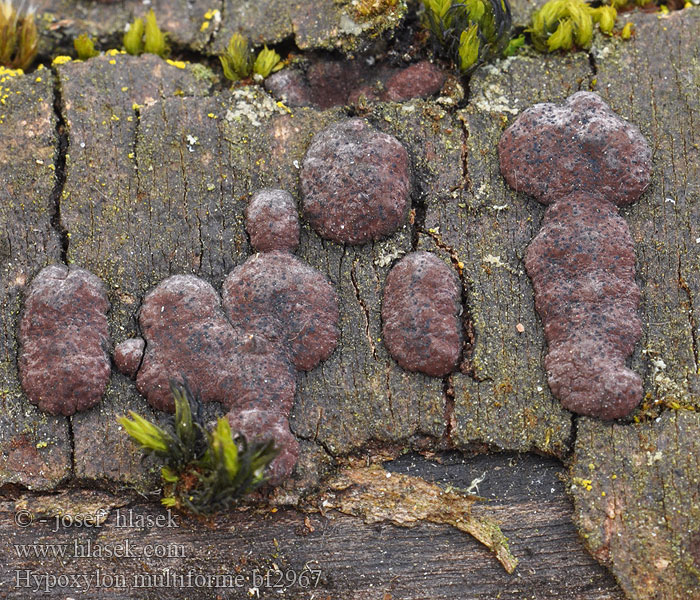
[498, 91, 652, 419]
[300, 118, 464, 378]
[114, 189, 339, 482]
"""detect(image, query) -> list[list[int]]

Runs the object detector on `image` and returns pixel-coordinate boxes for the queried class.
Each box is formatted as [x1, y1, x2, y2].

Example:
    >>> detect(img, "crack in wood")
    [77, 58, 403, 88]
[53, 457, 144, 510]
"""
[49, 68, 69, 265]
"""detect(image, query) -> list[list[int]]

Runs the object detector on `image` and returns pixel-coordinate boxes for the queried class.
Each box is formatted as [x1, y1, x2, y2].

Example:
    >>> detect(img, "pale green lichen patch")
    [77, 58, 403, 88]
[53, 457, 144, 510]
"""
[223, 86, 287, 127]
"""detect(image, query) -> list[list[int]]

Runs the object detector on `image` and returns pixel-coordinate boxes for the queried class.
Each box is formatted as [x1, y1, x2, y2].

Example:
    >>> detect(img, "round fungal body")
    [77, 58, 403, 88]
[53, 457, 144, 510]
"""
[301, 118, 411, 245]
[381, 251, 463, 377]
[19, 265, 111, 416]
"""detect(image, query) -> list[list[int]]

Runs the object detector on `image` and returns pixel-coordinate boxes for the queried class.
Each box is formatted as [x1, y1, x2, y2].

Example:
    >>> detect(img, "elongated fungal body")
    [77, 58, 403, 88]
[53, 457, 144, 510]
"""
[382, 251, 463, 377]
[498, 92, 651, 419]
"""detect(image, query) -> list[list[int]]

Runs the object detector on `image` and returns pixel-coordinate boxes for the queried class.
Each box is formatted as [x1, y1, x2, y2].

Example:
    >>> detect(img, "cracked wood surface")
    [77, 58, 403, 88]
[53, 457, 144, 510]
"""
[567, 10, 700, 598]
[0, 69, 70, 490]
[0, 5, 698, 600]
[32, 0, 544, 59]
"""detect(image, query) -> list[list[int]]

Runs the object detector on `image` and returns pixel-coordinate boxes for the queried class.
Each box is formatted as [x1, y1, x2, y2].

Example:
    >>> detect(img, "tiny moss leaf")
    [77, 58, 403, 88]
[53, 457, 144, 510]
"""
[0, 1, 38, 70]
[74, 33, 99, 60]
[252, 45, 282, 78]
[123, 17, 144, 55]
[143, 9, 168, 57]
[220, 33, 252, 81]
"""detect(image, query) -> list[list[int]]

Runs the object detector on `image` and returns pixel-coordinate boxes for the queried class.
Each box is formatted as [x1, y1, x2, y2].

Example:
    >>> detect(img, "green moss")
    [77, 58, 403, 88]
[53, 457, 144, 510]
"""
[0, 1, 38, 70]
[527, 0, 629, 52]
[74, 34, 99, 60]
[421, 0, 512, 73]
[220, 34, 284, 82]
[119, 382, 279, 514]
[123, 17, 144, 56]
[123, 10, 168, 58]
[252, 46, 283, 78]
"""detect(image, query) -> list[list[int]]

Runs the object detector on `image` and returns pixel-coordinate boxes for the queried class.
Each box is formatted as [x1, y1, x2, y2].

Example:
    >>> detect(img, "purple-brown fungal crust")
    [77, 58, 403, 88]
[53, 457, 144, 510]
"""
[246, 189, 300, 253]
[130, 257, 339, 483]
[227, 408, 299, 485]
[135, 275, 296, 416]
[383, 61, 446, 103]
[222, 251, 340, 372]
[18, 265, 111, 416]
[525, 194, 642, 419]
[498, 92, 651, 420]
[381, 252, 462, 377]
[300, 118, 411, 245]
[498, 91, 651, 207]
[114, 337, 145, 379]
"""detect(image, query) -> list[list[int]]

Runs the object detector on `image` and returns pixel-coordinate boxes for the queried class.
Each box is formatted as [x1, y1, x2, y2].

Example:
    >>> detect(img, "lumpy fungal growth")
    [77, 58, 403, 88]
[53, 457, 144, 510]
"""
[222, 251, 339, 372]
[301, 118, 411, 245]
[499, 92, 651, 207]
[382, 252, 463, 377]
[19, 265, 111, 416]
[246, 189, 300, 253]
[119, 191, 339, 482]
[498, 91, 652, 419]
[135, 275, 297, 414]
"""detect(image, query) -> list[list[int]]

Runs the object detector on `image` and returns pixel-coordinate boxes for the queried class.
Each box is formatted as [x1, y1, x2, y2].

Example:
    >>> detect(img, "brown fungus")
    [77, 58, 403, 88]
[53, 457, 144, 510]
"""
[114, 337, 145, 379]
[498, 92, 652, 420]
[301, 118, 411, 245]
[18, 265, 111, 416]
[122, 222, 339, 482]
[134, 275, 296, 415]
[222, 250, 340, 372]
[245, 189, 300, 253]
[381, 252, 463, 377]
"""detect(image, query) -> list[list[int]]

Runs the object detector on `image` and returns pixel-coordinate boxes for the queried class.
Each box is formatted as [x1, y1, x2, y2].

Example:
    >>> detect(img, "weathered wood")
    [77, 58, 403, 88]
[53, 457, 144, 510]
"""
[1, 4, 699, 598]
[34, 0, 413, 58]
[419, 52, 593, 457]
[0, 453, 623, 599]
[56, 54, 212, 485]
[0, 67, 70, 491]
[567, 10, 700, 599]
[592, 10, 700, 410]
[572, 413, 700, 600]
[34, 0, 216, 55]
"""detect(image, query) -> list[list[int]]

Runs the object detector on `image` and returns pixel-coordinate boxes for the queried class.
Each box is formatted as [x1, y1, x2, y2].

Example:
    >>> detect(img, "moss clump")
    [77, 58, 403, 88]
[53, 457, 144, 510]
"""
[123, 9, 168, 58]
[527, 0, 645, 51]
[119, 381, 279, 514]
[219, 33, 283, 82]
[0, 1, 37, 70]
[421, 0, 512, 73]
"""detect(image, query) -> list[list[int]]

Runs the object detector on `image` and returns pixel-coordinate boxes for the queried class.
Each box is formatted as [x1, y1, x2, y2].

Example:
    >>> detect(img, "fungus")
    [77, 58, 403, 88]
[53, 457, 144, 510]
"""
[222, 251, 339, 372]
[120, 195, 340, 483]
[114, 337, 145, 378]
[18, 265, 111, 416]
[381, 251, 463, 377]
[301, 118, 411, 245]
[134, 275, 297, 415]
[498, 91, 652, 419]
[245, 189, 300, 253]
